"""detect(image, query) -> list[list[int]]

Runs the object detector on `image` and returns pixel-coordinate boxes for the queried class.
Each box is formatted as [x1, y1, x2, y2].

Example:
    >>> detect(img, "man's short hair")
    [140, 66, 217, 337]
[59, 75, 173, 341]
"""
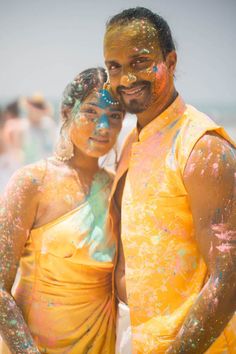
[106, 7, 175, 59]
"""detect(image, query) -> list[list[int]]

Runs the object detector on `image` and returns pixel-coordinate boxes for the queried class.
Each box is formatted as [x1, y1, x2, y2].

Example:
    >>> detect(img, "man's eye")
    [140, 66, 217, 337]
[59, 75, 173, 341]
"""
[108, 63, 121, 73]
[131, 58, 149, 69]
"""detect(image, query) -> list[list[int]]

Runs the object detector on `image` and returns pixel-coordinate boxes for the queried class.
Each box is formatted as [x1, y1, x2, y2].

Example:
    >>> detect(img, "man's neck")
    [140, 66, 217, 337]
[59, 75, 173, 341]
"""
[137, 88, 178, 129]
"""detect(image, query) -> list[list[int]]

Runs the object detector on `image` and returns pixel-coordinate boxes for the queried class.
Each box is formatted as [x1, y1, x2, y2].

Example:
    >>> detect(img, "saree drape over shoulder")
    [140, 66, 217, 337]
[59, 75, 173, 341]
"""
[2, 171, 116, 354]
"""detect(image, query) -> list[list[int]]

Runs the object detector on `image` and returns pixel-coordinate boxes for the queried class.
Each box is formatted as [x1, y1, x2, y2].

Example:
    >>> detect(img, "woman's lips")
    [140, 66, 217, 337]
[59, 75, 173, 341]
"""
[89, 137, 109, 144]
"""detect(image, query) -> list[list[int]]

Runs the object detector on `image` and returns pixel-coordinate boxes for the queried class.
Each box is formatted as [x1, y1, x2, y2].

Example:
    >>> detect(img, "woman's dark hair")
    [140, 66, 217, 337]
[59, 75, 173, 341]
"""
[61, 67, 107, 123]
[106, 7, 175, 59]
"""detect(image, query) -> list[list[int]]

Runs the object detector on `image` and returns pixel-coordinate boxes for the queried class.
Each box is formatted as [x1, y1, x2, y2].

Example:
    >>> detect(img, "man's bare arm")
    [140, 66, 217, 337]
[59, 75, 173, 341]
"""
[166, 133, 236, 353]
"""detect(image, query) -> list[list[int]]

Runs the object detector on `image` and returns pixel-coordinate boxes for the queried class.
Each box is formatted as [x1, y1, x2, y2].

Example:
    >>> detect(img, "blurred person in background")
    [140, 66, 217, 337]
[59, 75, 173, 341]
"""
[21, 93, 57, 164]
[0, 106, 23, 195]
[3, 99, 25, 164]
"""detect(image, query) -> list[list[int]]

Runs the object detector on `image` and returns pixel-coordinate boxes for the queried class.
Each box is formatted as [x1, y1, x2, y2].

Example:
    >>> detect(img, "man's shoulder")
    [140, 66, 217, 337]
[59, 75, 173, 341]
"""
[176, 104, 235, 174]
[184, 104, 218, 128]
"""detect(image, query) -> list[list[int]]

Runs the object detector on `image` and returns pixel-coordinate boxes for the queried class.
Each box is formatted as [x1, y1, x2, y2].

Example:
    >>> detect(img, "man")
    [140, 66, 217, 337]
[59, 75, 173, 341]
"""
[104, 7, 236, 354]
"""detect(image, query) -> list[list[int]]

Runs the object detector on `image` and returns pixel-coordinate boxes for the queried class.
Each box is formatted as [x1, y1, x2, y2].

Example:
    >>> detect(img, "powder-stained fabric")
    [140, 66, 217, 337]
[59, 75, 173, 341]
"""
[109, 96, 236, 353]
[1, 171, 116, 354]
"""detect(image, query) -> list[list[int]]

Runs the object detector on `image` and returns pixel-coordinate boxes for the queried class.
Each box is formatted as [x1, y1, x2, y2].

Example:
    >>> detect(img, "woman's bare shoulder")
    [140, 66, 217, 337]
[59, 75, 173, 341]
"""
[3, 159, 47, 199]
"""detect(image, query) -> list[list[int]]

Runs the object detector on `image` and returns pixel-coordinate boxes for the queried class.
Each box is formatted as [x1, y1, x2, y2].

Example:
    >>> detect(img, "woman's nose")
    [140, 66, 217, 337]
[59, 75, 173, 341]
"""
[96, 114, 110, 133]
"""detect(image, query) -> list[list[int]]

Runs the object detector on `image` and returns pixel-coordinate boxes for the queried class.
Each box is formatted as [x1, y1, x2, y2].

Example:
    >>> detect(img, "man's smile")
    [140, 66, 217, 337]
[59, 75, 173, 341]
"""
[120, 84, 146, 95]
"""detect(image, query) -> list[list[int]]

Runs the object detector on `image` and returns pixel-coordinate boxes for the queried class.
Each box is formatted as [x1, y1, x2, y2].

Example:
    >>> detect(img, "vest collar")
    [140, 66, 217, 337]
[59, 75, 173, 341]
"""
[138, 95, 186, 142]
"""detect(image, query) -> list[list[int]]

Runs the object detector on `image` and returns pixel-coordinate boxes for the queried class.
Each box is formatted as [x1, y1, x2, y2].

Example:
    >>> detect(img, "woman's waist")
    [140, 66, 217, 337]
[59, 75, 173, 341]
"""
[15, 266, 113, 299]
[14, 271, 113, 303]
[19, 256, 114, 282]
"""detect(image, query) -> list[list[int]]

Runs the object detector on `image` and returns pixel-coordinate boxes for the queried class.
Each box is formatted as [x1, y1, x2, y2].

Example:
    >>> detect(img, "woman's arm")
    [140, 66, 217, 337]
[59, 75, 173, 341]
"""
[0, 165, 43, 353]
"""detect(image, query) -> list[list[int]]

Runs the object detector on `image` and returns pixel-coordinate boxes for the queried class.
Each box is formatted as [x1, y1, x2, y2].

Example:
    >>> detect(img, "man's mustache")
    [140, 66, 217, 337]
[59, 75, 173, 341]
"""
[117, 81, 150, 93]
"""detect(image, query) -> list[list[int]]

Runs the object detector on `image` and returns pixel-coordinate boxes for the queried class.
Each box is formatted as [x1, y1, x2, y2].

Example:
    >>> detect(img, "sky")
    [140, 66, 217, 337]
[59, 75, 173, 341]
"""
[0, 0, 236, 105]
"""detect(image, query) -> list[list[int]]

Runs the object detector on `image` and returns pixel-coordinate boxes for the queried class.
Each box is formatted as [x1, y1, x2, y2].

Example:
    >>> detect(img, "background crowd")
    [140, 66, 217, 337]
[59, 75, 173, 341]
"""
[0, 95, 57, 194]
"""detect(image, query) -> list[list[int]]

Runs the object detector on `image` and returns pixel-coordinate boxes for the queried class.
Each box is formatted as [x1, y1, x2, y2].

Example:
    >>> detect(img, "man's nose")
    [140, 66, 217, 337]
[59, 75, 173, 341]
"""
[120, 72, 137, 87]
[96, 114, 110, 133]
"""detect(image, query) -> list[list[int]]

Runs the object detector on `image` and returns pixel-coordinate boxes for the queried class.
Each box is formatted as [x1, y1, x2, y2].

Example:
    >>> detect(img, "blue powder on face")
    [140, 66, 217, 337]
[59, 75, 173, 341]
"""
[96, 114, 110, 130]
[99, 89, 117, 108]
[153, 65, 158, 73]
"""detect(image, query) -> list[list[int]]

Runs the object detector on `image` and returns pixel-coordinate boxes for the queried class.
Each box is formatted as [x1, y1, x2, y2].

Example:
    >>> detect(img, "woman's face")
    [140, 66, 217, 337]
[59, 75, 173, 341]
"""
[69, 90, 124, 158]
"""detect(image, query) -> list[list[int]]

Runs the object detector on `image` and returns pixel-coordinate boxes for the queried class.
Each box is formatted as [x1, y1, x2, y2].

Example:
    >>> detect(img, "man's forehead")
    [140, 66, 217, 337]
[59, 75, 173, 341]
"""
[104, 20, 162, 61]
[104, 19, 158, 48]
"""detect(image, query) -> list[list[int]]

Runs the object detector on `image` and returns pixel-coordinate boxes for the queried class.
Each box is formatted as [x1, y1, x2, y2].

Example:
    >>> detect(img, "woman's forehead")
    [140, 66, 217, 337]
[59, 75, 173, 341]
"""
[82, 90, 122, 111]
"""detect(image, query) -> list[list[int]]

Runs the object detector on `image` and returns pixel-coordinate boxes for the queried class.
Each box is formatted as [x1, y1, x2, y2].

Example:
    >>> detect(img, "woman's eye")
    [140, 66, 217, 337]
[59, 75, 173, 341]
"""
[79, 109, 98, 121]
[110, 113, 122, 120]
[84, 109, 96, 114]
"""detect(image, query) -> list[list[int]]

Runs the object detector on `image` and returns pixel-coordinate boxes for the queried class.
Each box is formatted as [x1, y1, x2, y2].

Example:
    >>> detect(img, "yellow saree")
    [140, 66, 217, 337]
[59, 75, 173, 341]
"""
[2, 171, 116, 353]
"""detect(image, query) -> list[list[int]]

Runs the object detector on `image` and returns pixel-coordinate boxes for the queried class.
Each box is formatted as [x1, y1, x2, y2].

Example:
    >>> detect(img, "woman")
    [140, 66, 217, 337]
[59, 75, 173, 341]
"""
[0, 67, 124, 354]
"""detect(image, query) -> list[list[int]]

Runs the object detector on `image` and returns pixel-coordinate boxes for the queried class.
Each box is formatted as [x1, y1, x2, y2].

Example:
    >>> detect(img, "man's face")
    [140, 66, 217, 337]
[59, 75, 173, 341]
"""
[104, 19, 174, 114]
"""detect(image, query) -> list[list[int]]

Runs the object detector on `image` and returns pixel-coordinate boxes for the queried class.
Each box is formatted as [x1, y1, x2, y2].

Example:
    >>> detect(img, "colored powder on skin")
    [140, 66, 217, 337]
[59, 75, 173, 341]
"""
[188, 163, 196, 175]
[207, 138, 212, 149]
[221, 153, 227, 162]
[206, 152, 213, 161]
[216, 243, 232, 252]
[212, 223, 236, 241]
[99, 89, 118, 108]
[152, 65, 158, 73]
[209, 242, 213, 256]
[95, 114, 110, 131]
[139, 48, 150, 54]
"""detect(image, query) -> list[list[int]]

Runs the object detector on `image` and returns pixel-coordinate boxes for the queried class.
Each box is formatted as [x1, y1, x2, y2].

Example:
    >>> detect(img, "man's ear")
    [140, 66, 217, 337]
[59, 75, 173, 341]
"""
[166, 51, 177, 75]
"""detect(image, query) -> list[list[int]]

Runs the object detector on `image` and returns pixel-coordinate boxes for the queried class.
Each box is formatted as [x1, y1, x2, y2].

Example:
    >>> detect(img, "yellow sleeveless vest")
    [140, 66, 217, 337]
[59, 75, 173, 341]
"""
[110, 96, 236, 353]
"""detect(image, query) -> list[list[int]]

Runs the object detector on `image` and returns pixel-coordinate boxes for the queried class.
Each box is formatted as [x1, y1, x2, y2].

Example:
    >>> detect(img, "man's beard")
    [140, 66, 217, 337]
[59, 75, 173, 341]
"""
[116, 82, 152, 114]
[119, 97, 147, 113]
